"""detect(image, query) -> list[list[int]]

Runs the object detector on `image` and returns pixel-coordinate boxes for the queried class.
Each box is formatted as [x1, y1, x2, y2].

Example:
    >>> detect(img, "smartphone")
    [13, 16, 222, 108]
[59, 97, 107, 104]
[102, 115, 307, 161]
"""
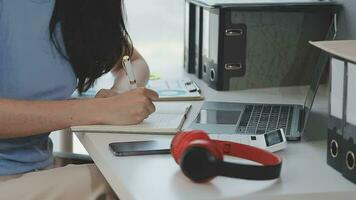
[109, 140, 171, 156]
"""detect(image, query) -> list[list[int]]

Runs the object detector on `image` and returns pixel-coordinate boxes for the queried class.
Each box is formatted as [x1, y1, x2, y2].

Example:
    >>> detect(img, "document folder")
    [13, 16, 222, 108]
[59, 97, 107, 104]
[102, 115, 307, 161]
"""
[311, 40, 356, 184]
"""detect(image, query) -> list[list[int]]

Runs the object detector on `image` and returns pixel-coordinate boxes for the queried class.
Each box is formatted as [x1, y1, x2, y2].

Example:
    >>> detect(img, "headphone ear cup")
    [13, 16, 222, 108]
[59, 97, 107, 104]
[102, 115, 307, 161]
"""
[180, 144, 220, 182]
[171, 130, 210, 164]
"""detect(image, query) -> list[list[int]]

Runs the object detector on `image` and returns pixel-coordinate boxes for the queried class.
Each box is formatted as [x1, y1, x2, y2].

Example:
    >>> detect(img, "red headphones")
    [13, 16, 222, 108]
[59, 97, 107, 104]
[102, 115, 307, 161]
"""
[171, 130, 282, 182]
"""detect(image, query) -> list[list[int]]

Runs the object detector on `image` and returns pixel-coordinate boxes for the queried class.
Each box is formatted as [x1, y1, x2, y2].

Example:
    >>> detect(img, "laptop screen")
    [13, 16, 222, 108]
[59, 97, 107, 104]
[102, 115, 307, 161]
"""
[196, 109, 241, 124]
[301, 13, 336, 132]
[302, 49, 330, 132]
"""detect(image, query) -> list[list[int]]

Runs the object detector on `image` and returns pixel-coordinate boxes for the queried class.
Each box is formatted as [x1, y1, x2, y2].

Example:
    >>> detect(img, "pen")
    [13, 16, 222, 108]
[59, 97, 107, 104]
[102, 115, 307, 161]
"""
[122, 55, 137, 90]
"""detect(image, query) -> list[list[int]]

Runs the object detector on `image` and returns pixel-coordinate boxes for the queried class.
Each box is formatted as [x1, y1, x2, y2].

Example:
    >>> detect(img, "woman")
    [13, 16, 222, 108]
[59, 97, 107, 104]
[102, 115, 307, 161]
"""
[0, 0, 157, 199]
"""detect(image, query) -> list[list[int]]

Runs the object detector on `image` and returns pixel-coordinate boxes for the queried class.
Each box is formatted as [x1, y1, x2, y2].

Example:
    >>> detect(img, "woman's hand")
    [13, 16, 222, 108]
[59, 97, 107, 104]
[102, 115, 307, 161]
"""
[95, 89, 118, 98]
[95, 87, 159, 125]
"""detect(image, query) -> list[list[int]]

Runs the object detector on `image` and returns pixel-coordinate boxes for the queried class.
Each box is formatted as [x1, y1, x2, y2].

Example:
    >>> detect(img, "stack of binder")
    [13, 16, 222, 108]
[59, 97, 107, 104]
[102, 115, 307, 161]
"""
[184, 1, 197, 74]
[311, 40, 356, 184]
[184, 0, 340, 91]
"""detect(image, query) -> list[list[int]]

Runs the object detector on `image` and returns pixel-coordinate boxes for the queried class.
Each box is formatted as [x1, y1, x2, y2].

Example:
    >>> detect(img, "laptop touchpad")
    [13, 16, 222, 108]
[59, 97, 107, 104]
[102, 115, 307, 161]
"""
[196, 109, 241, 125]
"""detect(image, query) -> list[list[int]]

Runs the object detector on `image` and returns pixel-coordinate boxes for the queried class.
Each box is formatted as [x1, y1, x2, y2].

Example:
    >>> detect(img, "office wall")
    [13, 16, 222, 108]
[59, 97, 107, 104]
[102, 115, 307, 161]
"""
[125, 0, 184, 76]
[336, 0, 356, 39]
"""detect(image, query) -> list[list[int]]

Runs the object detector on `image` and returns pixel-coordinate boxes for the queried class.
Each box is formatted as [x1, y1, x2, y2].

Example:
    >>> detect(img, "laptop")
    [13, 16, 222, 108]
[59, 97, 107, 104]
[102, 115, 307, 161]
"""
[189, 51, 329, 141]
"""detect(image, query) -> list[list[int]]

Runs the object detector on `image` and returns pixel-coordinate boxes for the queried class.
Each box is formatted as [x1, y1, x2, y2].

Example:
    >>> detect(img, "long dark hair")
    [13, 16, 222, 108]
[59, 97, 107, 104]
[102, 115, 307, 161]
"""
[49, 0, 132, 94]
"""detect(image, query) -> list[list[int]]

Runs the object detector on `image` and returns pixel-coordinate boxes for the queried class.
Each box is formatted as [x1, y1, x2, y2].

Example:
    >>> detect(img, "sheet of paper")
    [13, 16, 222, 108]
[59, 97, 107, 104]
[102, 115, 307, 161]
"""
[330, 58, 344, 119]
[154, 102, 192, 114]
[138, 113, 183, 129]
[71, 114, 184, 134]
[347, 63, 356, 125]
[71, 102, 191, 134]
[147, 79, 202, 100]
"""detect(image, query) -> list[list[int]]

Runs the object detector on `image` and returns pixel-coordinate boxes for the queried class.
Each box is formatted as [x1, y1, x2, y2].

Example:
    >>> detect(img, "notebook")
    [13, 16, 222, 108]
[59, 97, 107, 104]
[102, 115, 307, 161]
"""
[71, 102, 192, 134]
[146, 78, 204, 101]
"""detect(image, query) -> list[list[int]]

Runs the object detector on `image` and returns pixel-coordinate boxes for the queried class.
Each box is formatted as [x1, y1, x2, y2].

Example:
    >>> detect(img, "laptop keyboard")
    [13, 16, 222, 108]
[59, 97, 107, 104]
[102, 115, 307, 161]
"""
[237, 105, 293, 135]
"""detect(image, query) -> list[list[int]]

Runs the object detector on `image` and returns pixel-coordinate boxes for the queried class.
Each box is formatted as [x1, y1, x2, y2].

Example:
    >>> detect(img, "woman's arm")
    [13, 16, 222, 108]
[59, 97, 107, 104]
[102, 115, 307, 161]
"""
[111, 48, 150, 92]
[0, 88, 158, 139]
[0, 98, 98, 138]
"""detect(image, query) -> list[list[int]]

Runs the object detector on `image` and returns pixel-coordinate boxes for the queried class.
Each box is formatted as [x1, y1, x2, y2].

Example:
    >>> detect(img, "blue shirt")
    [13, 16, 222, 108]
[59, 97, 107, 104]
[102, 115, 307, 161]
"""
[0, 0, 77, 175]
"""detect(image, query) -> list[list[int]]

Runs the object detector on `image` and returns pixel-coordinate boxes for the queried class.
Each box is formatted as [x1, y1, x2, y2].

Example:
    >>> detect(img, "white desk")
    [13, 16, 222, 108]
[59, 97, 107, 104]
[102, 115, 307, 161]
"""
[75, 77, 356, 200]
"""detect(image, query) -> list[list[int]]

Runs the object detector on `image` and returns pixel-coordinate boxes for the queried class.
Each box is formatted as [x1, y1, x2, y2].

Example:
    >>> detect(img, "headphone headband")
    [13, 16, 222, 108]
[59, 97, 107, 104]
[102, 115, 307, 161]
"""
[215, 140, 282, 165]
[214, 140, 282, 180]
